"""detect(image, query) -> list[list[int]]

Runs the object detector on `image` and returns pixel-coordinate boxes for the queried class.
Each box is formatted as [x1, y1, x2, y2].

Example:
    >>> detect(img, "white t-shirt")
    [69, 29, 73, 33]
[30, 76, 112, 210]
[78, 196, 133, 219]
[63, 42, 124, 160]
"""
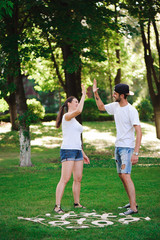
[104, 102, 140, 148]
[61, 114, 83, 150]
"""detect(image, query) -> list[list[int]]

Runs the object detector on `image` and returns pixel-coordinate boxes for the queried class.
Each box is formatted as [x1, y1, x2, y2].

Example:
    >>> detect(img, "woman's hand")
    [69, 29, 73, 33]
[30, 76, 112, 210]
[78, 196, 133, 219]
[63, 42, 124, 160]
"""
[81, 84, 86, 96]
[83, 155, 90, 164]
[82, 150, 90, 164]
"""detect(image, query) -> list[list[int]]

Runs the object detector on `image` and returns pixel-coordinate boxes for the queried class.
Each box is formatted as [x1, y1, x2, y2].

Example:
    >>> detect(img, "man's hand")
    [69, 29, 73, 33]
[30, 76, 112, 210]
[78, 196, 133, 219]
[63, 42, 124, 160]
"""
[93, 79, 99, 93]
[131, 154, 138, 165]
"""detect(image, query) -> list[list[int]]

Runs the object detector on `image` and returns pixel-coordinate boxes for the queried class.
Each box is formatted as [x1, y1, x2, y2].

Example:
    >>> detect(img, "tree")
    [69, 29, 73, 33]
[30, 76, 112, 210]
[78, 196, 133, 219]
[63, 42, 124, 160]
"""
[0, 0, 18, 130]
[123, 0, 160, 138]
[0, 0, 38, 166]
[32, 0, 115, 99]
[114, 1, 121, 85]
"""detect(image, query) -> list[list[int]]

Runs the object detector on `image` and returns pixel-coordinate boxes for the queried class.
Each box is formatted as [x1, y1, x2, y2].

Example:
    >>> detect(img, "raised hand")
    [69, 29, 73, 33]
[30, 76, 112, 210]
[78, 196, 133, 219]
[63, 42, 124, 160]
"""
[93, 79, 99, 93]
[81, 84, 86, 96]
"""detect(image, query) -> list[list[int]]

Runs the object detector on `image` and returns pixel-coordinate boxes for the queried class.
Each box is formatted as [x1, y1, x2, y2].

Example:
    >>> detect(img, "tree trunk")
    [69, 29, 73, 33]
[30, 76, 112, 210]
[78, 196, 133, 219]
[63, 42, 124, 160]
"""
[154, 104, 160, 139]
[140, 19, 160, 139]
[10, 3, 32, 166]
[15, 74, 32, 167]
[61, 45, 81, 98]
[19, 126, 32, 166]
[61, 44, 82, 123]
[114, 46, 121, 85]
[5, 92, 19, 131]
[114, 3, 121, 85]
[9, 98, 19, 131]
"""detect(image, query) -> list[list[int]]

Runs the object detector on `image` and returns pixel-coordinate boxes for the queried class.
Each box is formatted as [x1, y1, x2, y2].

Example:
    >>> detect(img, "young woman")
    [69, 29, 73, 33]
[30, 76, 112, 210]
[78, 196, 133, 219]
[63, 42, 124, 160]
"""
[54, 84, 90, 213]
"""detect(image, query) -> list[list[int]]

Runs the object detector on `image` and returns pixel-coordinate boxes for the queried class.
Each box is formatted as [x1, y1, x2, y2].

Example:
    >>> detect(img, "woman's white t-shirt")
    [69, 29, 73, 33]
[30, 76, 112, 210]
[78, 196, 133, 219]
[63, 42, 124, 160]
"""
[104, 102, 140, 148]
[61, 114, 83, 150]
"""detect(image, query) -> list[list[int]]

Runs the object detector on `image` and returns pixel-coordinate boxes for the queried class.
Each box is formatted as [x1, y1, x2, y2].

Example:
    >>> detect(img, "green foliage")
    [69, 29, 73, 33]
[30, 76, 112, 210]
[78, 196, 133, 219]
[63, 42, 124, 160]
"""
[99, 113, 114, 121]
[0, 113, 10, 122]
[18, 111, 35, 128]
[82, 98, 99, 121]
[0, 0, 13, 19]
[0, 98, 9, 112]
[27, 99, 45, 122]
[0, 78, 16, 99]
[136, 98, 154, 121]
[41, 113, 57, 122]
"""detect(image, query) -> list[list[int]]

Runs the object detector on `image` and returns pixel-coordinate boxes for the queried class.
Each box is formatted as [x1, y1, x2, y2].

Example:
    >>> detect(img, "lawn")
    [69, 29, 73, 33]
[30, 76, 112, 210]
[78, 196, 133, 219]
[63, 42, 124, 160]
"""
[0, 121, 160, 240]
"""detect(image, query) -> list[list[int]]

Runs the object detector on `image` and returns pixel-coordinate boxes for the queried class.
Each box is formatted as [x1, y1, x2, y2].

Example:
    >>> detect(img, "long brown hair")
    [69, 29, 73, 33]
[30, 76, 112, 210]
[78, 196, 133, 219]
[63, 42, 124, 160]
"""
[56, 96, 75, 128]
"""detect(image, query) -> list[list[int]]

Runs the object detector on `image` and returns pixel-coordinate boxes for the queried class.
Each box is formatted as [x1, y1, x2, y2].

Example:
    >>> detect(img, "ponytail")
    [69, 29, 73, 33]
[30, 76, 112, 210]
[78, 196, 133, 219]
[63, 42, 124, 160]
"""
[55, 96, 75, 128]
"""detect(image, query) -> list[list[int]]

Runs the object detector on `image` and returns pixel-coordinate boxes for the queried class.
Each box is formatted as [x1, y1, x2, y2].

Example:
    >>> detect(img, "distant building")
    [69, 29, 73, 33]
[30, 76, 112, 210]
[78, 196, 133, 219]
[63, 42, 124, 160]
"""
[22, 75, 39, 99]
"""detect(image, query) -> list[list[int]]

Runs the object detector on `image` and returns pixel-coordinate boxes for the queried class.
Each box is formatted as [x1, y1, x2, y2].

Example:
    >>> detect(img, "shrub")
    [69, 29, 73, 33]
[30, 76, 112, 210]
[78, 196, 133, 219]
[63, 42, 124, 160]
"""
[82, 98, 99, 121]
[0, 113, 10, 122]
[98, 113, 114, 121]
[0, 98, 9, 113]
[27, 99, 45, 122]
[136, 98, 154, 121]
[41, 113, 57, 121]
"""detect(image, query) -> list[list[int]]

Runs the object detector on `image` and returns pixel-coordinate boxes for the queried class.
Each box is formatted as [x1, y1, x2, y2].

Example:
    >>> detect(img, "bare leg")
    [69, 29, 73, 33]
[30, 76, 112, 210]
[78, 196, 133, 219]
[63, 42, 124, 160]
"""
[119, 173, 129, 196]
[119, 173, 137, 211]
[72, 160, 84, 204]
[55, 161, 74, 208]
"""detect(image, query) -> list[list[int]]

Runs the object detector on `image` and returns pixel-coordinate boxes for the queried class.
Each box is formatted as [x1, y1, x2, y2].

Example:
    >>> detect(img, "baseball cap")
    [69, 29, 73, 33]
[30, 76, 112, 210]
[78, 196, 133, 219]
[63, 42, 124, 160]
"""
[114, 83, 134, 96]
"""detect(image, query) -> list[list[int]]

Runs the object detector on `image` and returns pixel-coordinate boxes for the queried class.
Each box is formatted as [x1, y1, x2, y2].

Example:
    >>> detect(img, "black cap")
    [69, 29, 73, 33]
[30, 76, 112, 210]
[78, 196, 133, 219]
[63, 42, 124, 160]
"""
[114, 83, 134, 95]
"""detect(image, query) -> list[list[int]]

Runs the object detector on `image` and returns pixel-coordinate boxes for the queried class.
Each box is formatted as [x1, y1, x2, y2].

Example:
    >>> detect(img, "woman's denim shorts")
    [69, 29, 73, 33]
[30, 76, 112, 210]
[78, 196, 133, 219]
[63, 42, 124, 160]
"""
[60, 149, 84, 163]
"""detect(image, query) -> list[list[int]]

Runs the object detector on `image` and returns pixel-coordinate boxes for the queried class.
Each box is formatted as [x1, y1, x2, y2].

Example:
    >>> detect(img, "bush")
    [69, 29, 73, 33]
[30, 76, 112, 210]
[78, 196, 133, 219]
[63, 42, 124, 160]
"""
[99, 113, 114, 121]
[41, 113, 57, 121]
[82, 98, 99, 121]
[0, 113, 10, 122]
[27, 99, 45, 122]
[0, 98, 9, 113]
[136, 98, 154, 121]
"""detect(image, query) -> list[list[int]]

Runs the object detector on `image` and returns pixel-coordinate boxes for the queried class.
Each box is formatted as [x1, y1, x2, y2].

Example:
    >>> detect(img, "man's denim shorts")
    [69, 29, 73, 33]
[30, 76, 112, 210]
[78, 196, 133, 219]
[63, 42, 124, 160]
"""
[60, 149, 84, 163]
[115, 147, 134, 174]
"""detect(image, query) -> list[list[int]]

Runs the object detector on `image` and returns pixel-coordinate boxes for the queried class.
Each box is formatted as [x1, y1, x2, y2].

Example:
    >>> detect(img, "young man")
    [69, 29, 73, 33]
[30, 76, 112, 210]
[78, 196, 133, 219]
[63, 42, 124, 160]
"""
[93, 79, 142, 215]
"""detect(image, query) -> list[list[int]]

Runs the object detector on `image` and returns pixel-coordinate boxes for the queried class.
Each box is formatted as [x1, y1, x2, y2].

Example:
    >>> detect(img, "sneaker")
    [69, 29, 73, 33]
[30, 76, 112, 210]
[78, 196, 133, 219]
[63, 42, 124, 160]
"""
[121, 203, 138, 209]
[119, 208, 138, 216]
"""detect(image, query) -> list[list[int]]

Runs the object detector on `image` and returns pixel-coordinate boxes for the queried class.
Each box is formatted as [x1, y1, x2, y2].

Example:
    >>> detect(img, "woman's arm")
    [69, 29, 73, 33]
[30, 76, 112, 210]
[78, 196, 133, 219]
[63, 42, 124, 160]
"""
[65, 84, 86, 121]
[82, 149, 90, 164]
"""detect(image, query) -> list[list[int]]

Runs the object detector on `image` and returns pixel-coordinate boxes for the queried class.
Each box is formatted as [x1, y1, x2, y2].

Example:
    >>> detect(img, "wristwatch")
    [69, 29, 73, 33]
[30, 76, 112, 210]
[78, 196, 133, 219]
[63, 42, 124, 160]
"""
[133, 152, 139, 156]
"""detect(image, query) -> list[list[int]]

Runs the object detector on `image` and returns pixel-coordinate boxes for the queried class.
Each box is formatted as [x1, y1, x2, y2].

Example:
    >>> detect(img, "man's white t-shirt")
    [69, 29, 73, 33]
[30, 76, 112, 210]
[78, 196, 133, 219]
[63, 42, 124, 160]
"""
[104, 102, 140, 148]
[61, 114, 83, 150]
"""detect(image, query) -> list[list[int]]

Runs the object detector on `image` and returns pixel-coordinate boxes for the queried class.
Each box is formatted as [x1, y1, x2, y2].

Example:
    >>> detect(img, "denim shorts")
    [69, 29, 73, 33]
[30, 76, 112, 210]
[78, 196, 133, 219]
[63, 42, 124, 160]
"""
[60, 149, 84, 163]
[115, 147, 134, 174]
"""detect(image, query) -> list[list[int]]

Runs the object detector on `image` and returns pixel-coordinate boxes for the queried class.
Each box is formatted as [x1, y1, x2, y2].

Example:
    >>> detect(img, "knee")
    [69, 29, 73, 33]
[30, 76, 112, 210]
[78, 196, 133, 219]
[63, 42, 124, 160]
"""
[74, 176, 82, 183]
[119, 173, 126, 181]
[119, 173, 130, 182]
[60, 177, 70, 185]
[119, 173, 123, 179]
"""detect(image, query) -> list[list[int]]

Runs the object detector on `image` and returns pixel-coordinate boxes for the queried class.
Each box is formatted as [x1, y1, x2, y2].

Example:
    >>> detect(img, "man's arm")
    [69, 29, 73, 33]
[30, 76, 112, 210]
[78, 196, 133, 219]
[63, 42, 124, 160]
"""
[131, 125, 142, 165]
[93, 79, 105, 111]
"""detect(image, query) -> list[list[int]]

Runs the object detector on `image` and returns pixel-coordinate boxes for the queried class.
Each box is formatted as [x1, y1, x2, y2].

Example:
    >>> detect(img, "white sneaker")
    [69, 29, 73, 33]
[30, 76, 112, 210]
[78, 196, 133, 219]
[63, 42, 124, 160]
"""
[119, 208, 138, 216]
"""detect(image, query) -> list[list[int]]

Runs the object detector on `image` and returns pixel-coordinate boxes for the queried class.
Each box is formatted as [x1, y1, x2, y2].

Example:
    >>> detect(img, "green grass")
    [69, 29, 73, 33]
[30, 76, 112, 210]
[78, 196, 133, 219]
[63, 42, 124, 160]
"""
[0, 121, 160, 240]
